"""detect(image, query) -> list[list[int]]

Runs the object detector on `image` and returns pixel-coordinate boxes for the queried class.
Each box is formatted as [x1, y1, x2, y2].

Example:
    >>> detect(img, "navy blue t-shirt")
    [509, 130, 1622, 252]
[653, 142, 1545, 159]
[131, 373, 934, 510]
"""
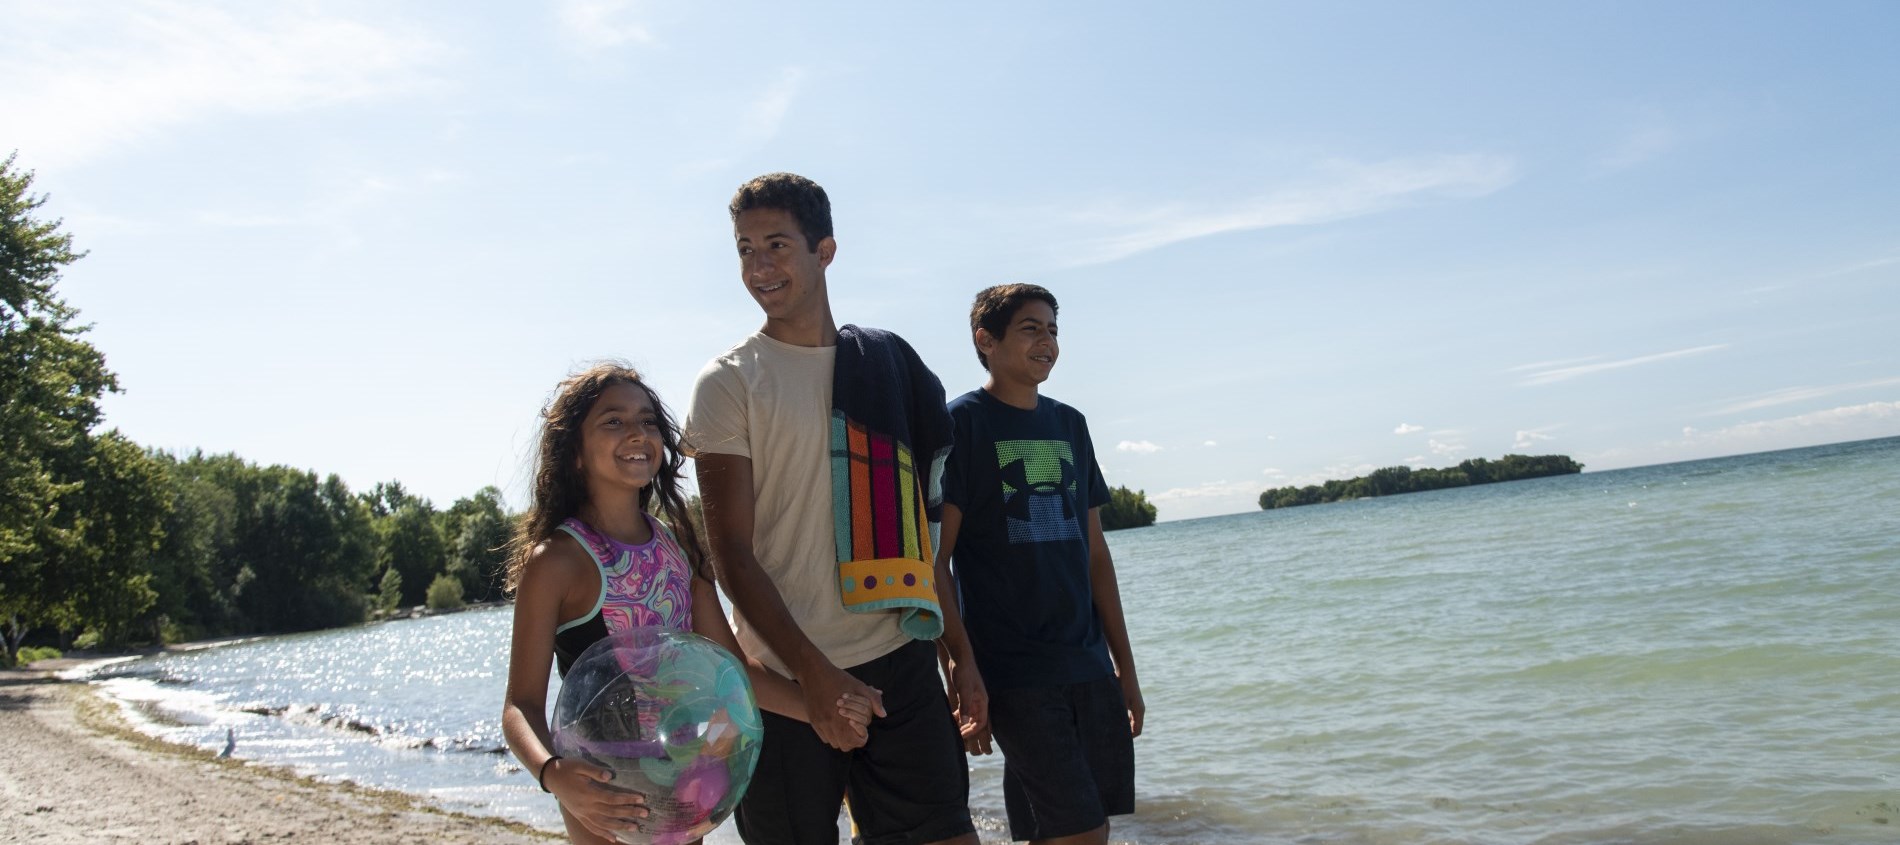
[943, 388, 1113, 691]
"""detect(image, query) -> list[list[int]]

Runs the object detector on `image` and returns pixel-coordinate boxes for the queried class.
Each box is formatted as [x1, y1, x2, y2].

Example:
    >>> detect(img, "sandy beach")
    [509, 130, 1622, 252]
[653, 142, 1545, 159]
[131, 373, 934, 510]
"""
[0, 664, 557, 845]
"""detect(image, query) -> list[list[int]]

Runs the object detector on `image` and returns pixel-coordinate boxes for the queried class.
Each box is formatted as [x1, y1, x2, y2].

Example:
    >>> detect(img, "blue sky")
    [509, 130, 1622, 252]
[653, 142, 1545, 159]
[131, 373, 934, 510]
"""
[6, 1, 1897, 521]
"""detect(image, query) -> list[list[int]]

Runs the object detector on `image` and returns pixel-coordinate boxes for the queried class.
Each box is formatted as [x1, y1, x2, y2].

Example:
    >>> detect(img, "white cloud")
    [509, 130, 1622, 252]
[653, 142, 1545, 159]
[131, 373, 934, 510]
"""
[0, 2, 448, 170]
[1683, 401, 1900, 448]
[1514, 428, 1557, 450]
[1116, 440, 1162, 454]
[1506, 355, 1601, 373]
[1517, 344, 1728, 386]
[1203, 440, 1218, 447]
[1055, 154, 1517, 267]
[1261, 467, 1284, 477]
[1150, 480, 1262, 501]
[1589, 401, 1900, 471]
[1282, 461, 1378, 488]
[1394, 423, 1424, 435]
[557, 0, 655, 52]
[1708, 376, 1900, 415]
[1428, 438, 1464, 458]
[1146, 479, 1273, 521]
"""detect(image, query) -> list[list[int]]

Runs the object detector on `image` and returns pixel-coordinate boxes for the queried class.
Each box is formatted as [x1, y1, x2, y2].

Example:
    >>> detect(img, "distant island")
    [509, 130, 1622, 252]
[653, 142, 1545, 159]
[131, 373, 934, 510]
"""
[1101, 485, 1158, 530]
[1259, 454, 1583, 510]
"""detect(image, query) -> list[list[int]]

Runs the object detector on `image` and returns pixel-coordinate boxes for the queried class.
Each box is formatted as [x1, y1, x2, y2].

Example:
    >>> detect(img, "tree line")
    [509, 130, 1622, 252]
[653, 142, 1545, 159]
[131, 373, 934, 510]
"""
[1258, 454, 1584, 510]
[0, 154, 512, 666]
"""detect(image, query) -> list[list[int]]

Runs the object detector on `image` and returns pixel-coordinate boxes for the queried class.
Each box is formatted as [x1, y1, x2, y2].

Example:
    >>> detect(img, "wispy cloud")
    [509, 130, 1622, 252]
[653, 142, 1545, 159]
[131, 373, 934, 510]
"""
[676, 66, 808, 176]
[1684, 401, 1900, 449]
[1394, 423, 1424, 435]
[1053, 154, 1517, 267]
[556, 0, 655, 52]
[1815, 255, 1900, 280]
[1428, 438, 1464, 458]
[1517, 344, 1729, 386]
[1203, 440, 1219, 447]
[1592, 401, 1900, 471]
[1708, 376, 1900, 415]
[1514, 426, 1560, 450]
[1116, 440, 1162, 454]
[1507, 356, 1601, 373]
[1744, 254, 1900, 296]
[1597, 125, 1680, 172]
[0, 2, 448, 170]
[1280, 461, 1378, 489]
[743, 67, 807, 146]
[1150, 480, 1262, 501]
[198, 176, 395, 224]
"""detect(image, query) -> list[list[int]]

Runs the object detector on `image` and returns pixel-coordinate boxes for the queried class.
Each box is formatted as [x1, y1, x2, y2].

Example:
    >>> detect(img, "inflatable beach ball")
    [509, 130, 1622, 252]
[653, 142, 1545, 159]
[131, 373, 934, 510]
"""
[551, 628, 763, 845]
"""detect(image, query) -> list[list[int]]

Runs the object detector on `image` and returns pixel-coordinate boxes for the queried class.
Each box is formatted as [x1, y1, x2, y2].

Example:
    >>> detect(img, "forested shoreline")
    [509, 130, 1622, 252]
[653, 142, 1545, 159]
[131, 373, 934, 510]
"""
[1258, 454, 1584, 510]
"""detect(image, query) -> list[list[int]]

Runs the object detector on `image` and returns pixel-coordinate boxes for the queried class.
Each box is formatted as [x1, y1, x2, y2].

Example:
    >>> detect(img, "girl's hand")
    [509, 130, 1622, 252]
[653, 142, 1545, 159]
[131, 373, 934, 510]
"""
[837, 688, 881, 739]
[546, 757, 649, 838]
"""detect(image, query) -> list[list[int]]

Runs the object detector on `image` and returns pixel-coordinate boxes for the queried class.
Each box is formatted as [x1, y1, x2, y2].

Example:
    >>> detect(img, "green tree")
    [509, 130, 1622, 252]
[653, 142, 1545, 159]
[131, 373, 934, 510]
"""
[442, 486, 509, 603]
[229, 469, 375, 632]
[0, 152, 139, 664]
[377, 568, 404, 613]
[375, 499, 446, 607]
[425, 573, 465, 612]
[363, 480, 415, 519]
[54, 431, 169, 647]
[144, 451, 241, 642]
[1100, 486, 1158, 531]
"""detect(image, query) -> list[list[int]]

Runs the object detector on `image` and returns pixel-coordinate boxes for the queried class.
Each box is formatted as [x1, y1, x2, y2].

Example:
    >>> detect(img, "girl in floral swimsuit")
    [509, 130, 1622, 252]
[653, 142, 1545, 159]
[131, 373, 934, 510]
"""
[500, 363, 872, 845]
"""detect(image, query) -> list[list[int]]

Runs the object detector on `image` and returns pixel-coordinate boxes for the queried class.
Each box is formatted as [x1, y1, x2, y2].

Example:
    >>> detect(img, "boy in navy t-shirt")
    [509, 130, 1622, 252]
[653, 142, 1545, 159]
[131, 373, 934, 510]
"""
[933, 283, 1144, 844]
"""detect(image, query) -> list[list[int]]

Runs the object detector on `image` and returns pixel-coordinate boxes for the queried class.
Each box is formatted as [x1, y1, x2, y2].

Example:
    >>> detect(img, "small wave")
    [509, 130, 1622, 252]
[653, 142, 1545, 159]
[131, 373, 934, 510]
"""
[1494, 643, 1867, 685]
[242, 702, 506, 754]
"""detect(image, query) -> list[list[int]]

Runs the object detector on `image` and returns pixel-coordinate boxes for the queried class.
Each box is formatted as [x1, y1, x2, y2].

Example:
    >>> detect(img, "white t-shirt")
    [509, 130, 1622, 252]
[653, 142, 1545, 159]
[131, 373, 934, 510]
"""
[681, 332, 910, 678]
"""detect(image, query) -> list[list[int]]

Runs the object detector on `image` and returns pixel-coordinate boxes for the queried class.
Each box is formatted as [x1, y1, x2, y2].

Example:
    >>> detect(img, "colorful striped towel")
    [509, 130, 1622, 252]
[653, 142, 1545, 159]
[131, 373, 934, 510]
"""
[830, 325, 953, 640]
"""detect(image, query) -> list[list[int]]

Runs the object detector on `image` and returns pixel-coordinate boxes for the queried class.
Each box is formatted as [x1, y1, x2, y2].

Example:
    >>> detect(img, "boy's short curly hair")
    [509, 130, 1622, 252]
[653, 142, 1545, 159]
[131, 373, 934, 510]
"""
[729, 172, 833, 251]
[969, 283, 1059, 371]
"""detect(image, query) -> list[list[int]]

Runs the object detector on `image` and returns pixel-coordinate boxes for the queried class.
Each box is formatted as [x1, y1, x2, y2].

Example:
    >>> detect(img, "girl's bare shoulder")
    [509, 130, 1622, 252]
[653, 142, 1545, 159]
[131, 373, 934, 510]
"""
[518, 533, 595, 595]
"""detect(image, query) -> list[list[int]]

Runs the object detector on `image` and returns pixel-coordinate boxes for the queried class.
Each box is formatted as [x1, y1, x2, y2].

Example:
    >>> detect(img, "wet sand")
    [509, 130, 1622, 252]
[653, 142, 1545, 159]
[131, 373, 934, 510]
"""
[0, 665, 557, 845]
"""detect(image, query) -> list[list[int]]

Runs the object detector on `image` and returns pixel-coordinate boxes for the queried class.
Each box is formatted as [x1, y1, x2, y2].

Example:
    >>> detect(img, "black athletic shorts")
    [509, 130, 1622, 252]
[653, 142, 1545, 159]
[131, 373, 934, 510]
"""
[734, 638, 974, 845]
[987, 675, 1135, 841]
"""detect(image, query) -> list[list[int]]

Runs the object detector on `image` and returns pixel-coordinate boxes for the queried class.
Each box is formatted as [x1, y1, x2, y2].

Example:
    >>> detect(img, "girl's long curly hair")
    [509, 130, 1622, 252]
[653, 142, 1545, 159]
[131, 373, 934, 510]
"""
[503, 362, 706, 595]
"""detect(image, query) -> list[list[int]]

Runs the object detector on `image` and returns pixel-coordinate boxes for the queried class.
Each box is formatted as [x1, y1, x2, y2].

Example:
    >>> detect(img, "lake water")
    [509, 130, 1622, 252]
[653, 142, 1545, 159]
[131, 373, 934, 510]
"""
[85, 436, 1900, 844]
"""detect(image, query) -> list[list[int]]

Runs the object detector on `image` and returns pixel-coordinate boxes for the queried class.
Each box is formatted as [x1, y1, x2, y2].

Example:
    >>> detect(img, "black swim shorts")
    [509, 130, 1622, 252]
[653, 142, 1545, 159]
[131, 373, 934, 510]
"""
[735, 638, 975, 845]
[986, 674, 1136, 841]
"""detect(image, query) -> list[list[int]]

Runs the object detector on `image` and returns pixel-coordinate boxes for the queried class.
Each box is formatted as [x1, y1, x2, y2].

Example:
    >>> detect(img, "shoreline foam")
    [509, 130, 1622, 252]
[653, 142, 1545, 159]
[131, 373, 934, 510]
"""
[0, 672, 558, 844]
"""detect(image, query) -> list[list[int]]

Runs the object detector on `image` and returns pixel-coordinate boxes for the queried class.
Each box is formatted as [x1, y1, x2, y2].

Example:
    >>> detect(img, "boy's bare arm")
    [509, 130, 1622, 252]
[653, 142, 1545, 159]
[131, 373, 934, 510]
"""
[1086, 506, 1144, 738]
[932, 503, 991, 753]
[694, 453, 885, 750]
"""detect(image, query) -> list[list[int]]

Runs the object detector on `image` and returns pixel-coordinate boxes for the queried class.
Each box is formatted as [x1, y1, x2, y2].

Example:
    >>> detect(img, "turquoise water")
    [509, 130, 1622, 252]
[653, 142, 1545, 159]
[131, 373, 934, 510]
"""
[89, 437, 1900, 843]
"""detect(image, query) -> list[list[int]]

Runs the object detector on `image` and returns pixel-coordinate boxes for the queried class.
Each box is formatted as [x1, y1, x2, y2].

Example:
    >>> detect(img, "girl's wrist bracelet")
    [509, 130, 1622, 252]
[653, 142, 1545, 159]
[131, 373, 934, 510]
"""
[538, 755, 562, 792]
